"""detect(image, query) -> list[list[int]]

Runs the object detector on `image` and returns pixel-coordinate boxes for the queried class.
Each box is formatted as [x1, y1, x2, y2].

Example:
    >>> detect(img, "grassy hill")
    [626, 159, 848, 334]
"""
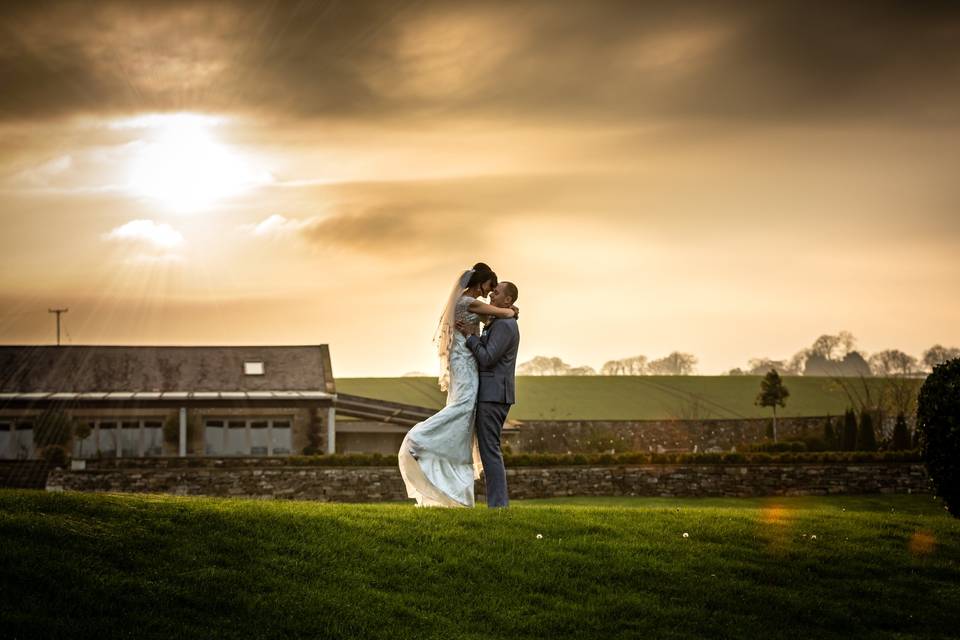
[337, 376, 920, 421]
[1, 490, 958, 639]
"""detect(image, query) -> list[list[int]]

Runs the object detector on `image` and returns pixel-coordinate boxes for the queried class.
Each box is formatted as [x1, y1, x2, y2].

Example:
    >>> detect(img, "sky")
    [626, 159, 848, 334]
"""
[1, 0, 959, 377]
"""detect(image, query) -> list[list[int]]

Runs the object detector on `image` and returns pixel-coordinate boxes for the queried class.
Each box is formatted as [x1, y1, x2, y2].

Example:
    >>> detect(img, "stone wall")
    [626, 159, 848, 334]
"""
[510, 416, 906, 453]
[46, 458, 931, 501]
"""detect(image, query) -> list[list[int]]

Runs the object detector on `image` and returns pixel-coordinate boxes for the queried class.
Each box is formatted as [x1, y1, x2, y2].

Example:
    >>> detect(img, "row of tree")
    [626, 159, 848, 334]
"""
[730, 332, 959, 377]
[518, 352, 698, 376]
[516, 331, 958, 377]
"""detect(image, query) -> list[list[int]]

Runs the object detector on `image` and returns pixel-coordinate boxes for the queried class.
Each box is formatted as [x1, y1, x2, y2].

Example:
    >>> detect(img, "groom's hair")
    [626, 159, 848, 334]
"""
[503, 282, 518, 304]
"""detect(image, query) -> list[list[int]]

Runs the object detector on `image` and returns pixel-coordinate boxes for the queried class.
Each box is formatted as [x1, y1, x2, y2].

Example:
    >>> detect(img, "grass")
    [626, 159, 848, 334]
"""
[337, 376, 920, 421]
[2, 490, 959, 639]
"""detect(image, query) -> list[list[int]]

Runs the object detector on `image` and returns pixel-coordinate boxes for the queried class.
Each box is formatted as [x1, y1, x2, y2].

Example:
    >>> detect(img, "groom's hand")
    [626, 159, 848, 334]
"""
[455, 321, 472, 336]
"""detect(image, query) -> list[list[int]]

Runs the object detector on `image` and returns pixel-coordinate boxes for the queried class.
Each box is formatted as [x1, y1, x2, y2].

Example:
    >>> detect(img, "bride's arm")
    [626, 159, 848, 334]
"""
[468, 300, 516, 319]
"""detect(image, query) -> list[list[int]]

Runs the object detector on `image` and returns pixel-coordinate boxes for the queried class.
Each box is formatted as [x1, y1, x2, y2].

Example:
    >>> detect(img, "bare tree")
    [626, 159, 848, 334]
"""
[868, 350, 919, 377]
[600, 355, 648, 375]
[567, 366, 597, 376]
[922, 344, 960, 372]
[518, 356, 595, 376]
[747, 358, 791, 375]
[518, 356, 572, 375]
[648, 352, 697, 375]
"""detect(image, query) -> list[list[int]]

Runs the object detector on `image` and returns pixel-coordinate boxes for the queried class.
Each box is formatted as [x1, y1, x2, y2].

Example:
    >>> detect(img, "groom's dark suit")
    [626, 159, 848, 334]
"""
[465, 316, 520, 508]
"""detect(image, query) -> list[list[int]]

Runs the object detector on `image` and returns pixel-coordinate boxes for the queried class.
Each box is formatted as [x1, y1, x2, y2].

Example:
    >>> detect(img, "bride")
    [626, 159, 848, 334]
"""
[398, 263, 519, 507]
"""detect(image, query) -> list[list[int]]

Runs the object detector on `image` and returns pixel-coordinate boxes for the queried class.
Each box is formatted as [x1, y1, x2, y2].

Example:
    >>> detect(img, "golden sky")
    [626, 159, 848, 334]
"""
[1, 1, 959, 376]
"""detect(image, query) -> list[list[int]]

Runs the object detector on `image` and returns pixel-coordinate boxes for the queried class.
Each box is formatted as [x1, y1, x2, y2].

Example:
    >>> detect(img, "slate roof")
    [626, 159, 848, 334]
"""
[0, 345, 335, 394]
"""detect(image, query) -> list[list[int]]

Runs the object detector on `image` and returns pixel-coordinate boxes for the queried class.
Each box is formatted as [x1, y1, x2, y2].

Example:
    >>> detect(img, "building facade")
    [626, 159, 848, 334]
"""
[0, 345, 341, 460]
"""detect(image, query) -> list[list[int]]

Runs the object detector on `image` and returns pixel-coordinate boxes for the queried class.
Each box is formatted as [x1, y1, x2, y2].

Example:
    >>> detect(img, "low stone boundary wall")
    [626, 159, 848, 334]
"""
[46, 463, 931, 501]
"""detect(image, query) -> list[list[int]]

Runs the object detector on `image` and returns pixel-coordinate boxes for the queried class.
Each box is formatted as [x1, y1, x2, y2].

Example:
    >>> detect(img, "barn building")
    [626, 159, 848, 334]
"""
[0, 345, 436, 461]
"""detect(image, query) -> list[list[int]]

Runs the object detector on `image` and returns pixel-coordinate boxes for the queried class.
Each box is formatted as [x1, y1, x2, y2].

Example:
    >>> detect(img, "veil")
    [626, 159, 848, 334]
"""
[434, 268, 473, 392]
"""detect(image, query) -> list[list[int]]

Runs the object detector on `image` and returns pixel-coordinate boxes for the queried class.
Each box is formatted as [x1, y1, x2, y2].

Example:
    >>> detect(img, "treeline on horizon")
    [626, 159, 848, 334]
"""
[517, 331, 960, 377]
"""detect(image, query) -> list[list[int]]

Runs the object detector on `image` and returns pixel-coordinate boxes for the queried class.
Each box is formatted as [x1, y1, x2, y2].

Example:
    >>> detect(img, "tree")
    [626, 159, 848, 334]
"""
[518, 356, 571, 375]
[823, 416, 837, 450]
[869, 350, 919, 377]
[892, 413, 911, 450]
[868, 349, 923, 419]
[922, 344, 960, 372]
[567, 366, 597, 376]
[648, 352, 697, 376]
[856, 410, 877, 451]
[755, 370, 790, 442]
[916, 358, 960, 517]
[601, 355, 647, 375]
[841, 409, 858, 451]
[747, 358, 792, 376]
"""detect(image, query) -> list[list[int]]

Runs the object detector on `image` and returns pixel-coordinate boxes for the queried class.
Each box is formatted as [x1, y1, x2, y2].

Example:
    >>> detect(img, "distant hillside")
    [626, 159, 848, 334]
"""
[335, 376, 921, 421]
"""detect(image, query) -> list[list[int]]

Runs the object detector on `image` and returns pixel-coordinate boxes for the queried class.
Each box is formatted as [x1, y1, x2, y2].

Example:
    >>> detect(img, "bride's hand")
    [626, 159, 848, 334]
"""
[510, 305, 520, 319]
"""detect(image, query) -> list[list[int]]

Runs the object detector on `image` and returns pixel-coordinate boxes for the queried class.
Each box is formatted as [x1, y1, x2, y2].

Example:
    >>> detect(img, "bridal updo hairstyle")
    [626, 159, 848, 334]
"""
[466, 263, 497, 290]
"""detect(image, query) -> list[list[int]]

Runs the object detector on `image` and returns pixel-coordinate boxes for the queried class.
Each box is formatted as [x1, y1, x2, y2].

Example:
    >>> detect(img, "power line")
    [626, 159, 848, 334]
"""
[47, 308, 68, 346]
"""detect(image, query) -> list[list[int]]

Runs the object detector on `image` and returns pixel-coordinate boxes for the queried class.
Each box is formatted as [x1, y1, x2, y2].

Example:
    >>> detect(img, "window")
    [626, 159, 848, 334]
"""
[73, 421, 97, 458]
[120, 421, 141, 457]
[13, 423, 34, 459]
[271, 420, 291, 455]
[244, 361, 264, 375]
[74, 419, 166, 459]
[97, 422, 118, 457]
[144, 421, 163, 456]
[204, 420, 224, 455]
[0, 422, 11, 459]
[203, 417, 294, 456]
[226, 420, 247, 455]
[250, 421, 269, 455]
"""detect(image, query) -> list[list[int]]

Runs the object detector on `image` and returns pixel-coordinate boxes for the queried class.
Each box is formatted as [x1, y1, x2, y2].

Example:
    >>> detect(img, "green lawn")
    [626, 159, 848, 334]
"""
[2, 490, 958, 639]
[337, 376, 919, 421]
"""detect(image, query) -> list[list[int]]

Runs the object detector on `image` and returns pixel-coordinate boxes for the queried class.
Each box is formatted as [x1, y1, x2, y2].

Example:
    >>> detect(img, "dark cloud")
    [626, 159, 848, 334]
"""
[1, 0, 959, 125]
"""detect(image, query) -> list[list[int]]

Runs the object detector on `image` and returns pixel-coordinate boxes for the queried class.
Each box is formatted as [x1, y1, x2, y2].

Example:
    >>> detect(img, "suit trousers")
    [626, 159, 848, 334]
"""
[476, 400, 510, 508]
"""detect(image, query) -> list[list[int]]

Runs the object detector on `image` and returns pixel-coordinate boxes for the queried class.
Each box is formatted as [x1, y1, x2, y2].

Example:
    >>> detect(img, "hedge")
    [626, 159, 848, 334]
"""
[280, 450, 922, 467]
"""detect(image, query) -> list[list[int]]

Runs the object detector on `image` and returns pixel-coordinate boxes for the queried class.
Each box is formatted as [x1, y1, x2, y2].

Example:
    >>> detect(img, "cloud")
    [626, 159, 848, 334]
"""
[242, 214, 313, 238]
[1, 1, 958, 126]
[103, 219, 184, 249]
[9, 154, 73, 186]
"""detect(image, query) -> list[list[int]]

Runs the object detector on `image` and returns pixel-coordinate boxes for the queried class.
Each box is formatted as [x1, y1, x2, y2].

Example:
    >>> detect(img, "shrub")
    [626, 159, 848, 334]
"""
[892, 414, 911, 451]
[857, 411, 878, 451]
[280, 450, 921, 467]
[916, 357, 960, 517]
[40, 445, 68, 467]
[749, 440, 807, 453]
[823, 416, 837, 450]
[841, 409, 858, 451]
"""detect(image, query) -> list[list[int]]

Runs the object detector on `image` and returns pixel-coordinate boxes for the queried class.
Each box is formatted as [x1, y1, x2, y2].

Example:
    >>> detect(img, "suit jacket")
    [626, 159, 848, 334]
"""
[465, 317, 520, 405]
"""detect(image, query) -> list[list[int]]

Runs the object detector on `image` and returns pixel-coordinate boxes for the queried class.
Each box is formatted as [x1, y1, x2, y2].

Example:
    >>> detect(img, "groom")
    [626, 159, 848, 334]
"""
[458, 281, 520, 508]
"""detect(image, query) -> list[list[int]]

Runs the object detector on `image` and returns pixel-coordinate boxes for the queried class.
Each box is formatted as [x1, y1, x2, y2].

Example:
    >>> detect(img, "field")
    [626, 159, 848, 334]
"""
[337, 376, 920, 421]
[2, 490, 958, 639]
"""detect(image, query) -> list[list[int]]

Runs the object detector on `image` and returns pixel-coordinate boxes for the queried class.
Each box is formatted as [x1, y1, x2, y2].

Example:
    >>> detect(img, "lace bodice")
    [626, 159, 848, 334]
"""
[455, 295, 481, 337]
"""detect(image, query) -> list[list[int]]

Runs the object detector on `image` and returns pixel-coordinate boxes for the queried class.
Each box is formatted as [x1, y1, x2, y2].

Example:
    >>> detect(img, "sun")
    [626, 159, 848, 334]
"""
[125, 113, 267, 212]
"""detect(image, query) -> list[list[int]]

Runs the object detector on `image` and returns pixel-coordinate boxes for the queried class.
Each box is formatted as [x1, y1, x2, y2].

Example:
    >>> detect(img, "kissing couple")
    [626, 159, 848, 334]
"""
[398, 262, 520, 508]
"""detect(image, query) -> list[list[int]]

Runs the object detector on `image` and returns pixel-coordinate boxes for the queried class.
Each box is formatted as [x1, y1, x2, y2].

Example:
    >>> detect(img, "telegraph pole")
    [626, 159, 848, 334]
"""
[48, 308, 68, 346]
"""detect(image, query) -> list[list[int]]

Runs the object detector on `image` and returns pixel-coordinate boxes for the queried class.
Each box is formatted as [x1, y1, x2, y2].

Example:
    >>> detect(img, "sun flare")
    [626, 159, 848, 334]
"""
[125, 113, 268, 212]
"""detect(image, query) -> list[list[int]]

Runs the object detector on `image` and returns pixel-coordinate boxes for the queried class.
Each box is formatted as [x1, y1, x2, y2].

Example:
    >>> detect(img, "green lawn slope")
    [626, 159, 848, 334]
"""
[337, 376, 919, 421]
[2, 490, 958, 639]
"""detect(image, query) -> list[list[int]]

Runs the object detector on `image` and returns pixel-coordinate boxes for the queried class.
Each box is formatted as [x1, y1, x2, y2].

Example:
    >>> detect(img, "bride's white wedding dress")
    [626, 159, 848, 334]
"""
[398, 294, 483, 507]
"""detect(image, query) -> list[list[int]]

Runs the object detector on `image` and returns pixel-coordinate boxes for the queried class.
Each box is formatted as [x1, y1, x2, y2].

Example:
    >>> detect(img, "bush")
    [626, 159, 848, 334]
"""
[823, 416, 838, 450]
[841, 409, 858, 451]
[749, 440, 807, 453]
[857, 411, 878, 451]
[892, 414, 911, 451]
[40, 445, 68, 467]
[280, 450, 922, 467]
[916, 357, 960, 517]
